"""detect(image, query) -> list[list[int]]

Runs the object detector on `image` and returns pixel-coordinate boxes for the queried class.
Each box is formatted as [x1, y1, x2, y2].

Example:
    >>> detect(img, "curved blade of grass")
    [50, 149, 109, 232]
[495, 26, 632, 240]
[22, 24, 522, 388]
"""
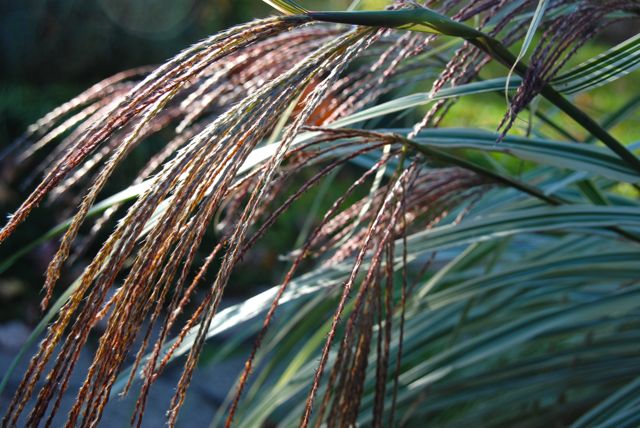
[572, 375, 640, 428]
[261, 0, 308, 15]
[505, 0, 548, 104]
[308, 9, 484, 39]
[401, 285, 640, 388]
[410, 129, 640, 183]
[552, 33, 640, 94]
[406, 205, 640, 255]
[425, 251, 640, 309]
[332, 78, 521, 128]
[585, 94, 640, 144]
[393, 347, 640, 425]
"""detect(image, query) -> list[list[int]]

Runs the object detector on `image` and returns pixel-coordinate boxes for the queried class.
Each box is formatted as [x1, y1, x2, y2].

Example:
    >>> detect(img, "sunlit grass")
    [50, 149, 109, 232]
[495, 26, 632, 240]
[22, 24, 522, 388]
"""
[1, 1, 639, 427]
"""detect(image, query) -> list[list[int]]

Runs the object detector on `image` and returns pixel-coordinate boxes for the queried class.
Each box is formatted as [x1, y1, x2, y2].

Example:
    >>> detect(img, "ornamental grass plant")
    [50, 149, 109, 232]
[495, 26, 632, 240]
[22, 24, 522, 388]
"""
[1, 0, 640, 426]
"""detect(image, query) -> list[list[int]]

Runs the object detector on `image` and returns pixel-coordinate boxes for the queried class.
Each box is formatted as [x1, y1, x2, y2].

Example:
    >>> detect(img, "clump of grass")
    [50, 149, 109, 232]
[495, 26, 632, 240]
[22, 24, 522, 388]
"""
[2, 1, 640, 427]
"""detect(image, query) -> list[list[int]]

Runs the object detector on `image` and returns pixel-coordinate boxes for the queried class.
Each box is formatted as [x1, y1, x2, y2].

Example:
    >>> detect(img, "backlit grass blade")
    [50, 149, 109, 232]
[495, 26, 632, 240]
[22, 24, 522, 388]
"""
[406, 205, 640, 255]
[505, 0, 549, 103]
[552, 33, 640, 94]
[332, 78, 521, 128]
[423, 251, 640, 309]
[261, 0, 308, 15]
[308, 8, 483, 38]
[411, 129, 640, 183]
